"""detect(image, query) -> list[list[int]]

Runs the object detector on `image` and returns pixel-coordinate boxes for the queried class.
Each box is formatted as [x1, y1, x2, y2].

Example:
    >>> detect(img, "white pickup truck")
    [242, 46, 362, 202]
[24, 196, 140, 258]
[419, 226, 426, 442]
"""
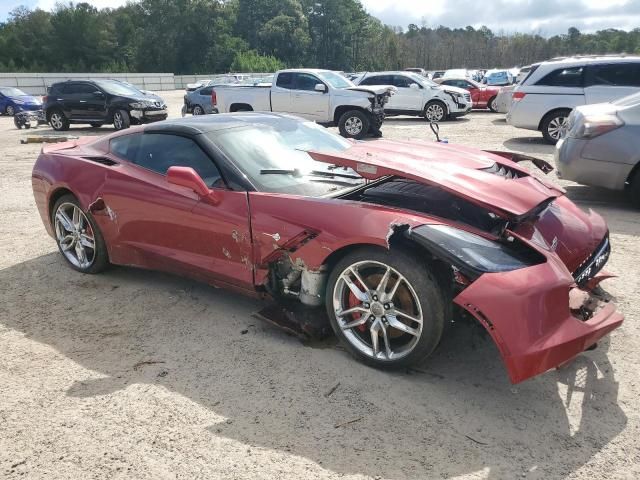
[213, 69, 395, 139]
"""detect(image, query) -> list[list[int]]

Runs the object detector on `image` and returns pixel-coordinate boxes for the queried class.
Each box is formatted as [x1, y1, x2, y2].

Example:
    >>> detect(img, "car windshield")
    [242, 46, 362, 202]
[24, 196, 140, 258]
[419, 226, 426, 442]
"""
[95, 80, 142, 96]
[316, 71, 354, 89]
[406, 72, 438, 87]
[613, 92, 640, 107]
[211, 119, 364, 196]
[0, 87, 27, 96]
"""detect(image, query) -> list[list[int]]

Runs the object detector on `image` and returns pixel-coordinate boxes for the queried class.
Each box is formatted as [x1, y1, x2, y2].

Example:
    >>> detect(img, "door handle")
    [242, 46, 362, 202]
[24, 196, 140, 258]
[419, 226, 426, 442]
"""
[79, 100, 87, 103]
[57, 98, 63, 101]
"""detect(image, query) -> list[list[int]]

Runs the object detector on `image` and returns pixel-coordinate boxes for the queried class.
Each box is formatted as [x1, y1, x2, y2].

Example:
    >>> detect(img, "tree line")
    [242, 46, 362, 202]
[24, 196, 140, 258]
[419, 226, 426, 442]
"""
[1, 0, 639, 74]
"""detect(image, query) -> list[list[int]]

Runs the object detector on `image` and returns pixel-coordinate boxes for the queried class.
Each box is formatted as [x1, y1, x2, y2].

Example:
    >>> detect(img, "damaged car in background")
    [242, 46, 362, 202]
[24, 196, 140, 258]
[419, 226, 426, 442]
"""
[32, 113, 623, 384]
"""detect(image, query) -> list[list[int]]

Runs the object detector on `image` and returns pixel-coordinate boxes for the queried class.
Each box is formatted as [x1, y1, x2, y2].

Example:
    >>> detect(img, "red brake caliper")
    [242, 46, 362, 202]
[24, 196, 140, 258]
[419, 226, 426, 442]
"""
[347, 291, 367, 332]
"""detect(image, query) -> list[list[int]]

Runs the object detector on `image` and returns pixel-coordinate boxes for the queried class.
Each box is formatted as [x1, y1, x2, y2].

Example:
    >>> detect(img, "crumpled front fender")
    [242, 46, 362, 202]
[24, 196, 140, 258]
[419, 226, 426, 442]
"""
[454, 255, 624, 383]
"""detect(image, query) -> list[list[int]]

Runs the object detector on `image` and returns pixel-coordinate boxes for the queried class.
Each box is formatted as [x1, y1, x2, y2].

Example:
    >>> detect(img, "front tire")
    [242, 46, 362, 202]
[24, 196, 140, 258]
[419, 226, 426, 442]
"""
[541, 109, 570, 144]
[112, 109, 130, 130]
[338, 110, 370, 139]
[49, 109, 69, 131]
[628, 169, 640, 209]
[326, 247, 446, 369]
[424, 101, 447, 122]
[52, 194, 109, 274]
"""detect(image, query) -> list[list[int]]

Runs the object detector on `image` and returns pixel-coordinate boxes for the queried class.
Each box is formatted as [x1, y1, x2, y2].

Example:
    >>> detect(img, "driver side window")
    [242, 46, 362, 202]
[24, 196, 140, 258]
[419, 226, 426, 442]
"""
[110, 133, 224, 188]
[293, 73, 323, 92]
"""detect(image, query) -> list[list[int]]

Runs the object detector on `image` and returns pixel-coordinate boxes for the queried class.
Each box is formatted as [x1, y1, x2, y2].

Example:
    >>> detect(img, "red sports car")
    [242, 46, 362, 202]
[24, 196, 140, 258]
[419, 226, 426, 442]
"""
[435, 77, 502, 111]
[32, 113, 622, 383]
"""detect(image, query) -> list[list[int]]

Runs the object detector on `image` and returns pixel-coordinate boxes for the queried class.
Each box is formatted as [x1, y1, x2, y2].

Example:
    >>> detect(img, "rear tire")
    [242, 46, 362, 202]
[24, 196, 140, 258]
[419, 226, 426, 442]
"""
[193, 105, 204, 115]
[541, 109, 570, 145]
[51, 194, 109, 274]
[48, 109, 70, 131]
[488, 96, 498, 112]
[338, 110, 370, 139]
[326, 246, 446, 369]
[112, 109, 130, 130]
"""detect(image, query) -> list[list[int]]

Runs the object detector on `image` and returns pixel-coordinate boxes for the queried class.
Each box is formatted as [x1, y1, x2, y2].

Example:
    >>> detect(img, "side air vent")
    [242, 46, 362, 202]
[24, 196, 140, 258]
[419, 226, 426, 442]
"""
[482, 162, 527, 180]
[82, 156, 118, 166]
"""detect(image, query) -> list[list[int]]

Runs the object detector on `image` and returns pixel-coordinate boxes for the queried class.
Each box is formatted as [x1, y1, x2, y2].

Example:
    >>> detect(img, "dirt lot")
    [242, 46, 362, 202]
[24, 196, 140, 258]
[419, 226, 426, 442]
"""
[1, 90, 639, 479]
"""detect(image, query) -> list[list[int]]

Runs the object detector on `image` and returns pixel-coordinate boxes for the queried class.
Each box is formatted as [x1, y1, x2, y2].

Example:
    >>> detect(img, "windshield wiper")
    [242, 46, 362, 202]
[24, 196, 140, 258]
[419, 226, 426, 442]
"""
[309, 170, 361, 180]
[260, 168, 300, 175]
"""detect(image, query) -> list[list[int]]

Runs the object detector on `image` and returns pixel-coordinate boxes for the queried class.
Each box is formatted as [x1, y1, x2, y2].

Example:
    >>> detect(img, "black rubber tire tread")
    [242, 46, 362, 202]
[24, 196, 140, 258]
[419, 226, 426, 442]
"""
[49, 109, 70, 131]
[338, 109, 370, 139]
[113, 109, 130, 130]
[424, 100, 448, 122]
[540, 109, 571, 145]
[325, 246, 446, 370]
[51, 194, 110, 274]
[629, 168, 640, 209]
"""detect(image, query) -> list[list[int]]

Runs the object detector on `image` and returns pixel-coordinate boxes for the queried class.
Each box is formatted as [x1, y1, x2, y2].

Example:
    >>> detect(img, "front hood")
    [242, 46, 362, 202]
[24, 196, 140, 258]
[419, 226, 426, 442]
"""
[308, 139, 565, 218]
[11, 95, 41, 104]
[440, 86, 468, 95]
[346, 85, 397, 96]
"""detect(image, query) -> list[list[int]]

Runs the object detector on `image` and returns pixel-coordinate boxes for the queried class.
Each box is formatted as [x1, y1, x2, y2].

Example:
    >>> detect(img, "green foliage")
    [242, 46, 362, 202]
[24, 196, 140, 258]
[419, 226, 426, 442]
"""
[0, 1, 638, 74]
[230, 50, 284, 72]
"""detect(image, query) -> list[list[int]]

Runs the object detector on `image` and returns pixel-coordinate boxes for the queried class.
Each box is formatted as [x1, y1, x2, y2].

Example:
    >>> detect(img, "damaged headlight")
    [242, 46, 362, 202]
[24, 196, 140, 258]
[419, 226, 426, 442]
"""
[129, 101, 146, 109]
[410, 224, 544, 274]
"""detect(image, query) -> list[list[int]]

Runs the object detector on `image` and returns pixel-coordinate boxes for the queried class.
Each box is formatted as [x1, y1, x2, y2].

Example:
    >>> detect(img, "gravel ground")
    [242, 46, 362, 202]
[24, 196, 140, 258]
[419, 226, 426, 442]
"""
[1, 90, 639, 479]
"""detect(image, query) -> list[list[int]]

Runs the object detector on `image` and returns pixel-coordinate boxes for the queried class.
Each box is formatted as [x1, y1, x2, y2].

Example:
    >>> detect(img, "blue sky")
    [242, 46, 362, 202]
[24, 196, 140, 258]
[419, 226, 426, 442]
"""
[2, 0, 639, 36]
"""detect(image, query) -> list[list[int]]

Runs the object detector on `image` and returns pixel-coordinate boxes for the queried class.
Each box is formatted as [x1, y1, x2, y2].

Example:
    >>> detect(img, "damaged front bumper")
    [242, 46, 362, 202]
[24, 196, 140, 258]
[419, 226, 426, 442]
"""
[454, 258, 623, 383]
[130, 108, 168, 123]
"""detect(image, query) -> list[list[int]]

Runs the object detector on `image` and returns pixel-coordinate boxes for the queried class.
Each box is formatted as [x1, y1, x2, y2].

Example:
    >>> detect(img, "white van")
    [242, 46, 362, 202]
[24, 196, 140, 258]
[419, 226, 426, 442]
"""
[507, 56, 640, 143]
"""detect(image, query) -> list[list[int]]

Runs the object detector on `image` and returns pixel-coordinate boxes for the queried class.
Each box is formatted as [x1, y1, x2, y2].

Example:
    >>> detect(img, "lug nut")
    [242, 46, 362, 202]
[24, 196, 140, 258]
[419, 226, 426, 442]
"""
[384, 303, 390, 309]
[372, 295, 378, 301]
[369, 315, 375, 321]
[364, 303, 370, 308]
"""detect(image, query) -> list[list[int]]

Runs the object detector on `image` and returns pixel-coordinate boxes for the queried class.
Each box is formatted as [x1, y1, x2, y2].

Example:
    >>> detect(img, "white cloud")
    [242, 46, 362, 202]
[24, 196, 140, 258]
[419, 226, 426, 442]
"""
[359, 0, 640, 35]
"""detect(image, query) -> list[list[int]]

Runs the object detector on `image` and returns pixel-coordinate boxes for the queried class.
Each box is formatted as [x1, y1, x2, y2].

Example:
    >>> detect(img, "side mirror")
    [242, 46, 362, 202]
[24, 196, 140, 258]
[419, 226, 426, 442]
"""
[167, 166, 211, 197]
[409, 83, 420, 90]
[93, 91, 105, 98]
[314, 83, 327, 93]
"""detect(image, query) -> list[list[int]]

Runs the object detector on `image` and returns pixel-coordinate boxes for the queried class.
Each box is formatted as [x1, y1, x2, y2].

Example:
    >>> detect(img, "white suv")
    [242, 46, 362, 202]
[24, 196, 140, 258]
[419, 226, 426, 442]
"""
[356, 71, 472, 122]
[507, 56, 640, 143]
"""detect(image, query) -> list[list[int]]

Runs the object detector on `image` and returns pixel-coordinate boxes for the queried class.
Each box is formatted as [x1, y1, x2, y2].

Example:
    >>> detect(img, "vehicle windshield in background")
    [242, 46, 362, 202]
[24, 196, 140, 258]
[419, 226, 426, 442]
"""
[0, 87, 28, 96]
[211, 120, 363, 195]
[317, 71, 354, 89]
[407, 72, 438, 87]
[613, 92, 640, 107]
[95, 80, 142, 97]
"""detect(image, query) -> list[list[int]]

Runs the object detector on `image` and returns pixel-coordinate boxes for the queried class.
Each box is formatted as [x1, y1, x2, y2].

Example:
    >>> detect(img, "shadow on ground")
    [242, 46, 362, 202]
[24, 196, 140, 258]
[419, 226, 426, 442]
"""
[0, 252, 627, 479]
[503, 136, 554, 156]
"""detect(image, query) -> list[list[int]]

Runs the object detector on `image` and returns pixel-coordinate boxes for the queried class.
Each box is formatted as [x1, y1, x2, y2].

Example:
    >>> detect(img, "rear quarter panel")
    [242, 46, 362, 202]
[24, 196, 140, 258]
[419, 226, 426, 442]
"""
[509, 88, 585, 130]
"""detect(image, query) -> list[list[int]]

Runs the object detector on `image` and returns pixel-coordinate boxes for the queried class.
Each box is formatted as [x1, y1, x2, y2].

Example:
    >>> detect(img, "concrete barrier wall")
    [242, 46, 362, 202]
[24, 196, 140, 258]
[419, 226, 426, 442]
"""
[0, 73, 176, 95]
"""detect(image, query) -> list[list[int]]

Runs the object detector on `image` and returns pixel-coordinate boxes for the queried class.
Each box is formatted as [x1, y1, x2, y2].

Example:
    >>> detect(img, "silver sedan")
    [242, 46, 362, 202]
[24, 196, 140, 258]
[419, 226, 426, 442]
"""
[555, 92, 640, 207]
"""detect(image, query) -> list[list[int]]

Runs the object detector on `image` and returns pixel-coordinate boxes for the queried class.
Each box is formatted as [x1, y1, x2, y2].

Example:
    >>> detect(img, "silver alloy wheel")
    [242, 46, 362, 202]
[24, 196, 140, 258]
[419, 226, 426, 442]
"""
[425, 103, 445, 121]
[50, 112, 64, 129]
[489, 98, 497, 111]
[547, 115, 568, 140]
[54, 202, 96, 269]
[332, 260, 424, 361]
[344, 116, 363, 136]
[113, 111, 123, 129]
[193, 105, 204, 115]
[6, 105, 15, 116]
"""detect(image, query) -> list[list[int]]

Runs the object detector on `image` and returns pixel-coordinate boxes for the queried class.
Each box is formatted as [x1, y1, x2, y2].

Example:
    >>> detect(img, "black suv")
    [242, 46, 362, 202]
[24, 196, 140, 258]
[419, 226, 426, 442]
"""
[44, 79, 168, 131]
